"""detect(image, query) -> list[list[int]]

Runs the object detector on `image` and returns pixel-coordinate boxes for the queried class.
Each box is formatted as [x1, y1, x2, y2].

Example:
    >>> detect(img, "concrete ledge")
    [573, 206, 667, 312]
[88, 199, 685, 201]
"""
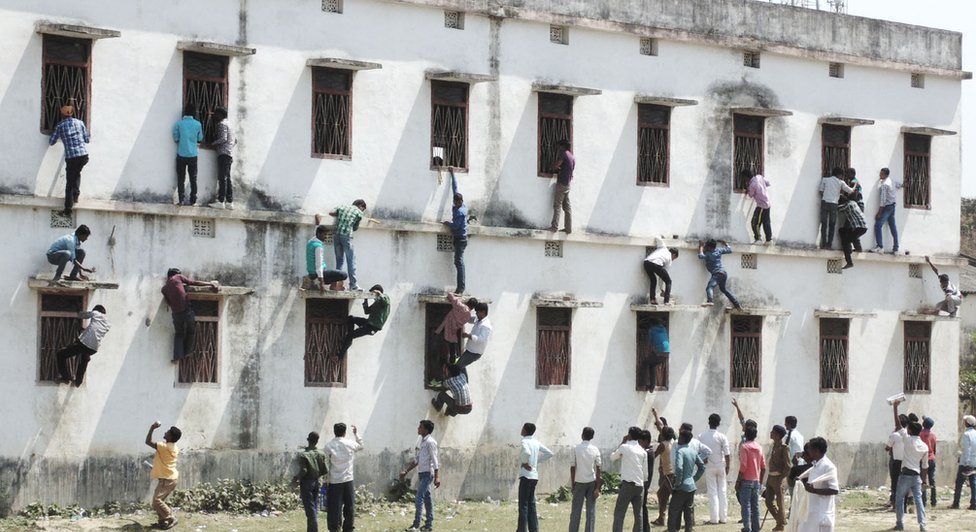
[28, 276, 119, 291]
[630, 303, 702, 312]
[425, 70, 496, 83]
[901, 126, 957, 137]
[531, 295, 603, 308]
[899, 311, 959, 322]
[186, 285, 253, 296]
[731, 107, 793, 118]
[417, 293, 493, 304]
[814, 309, 878, 318]
[727, 308, 791, 317]
[307, 57, 382, 70]
[820, 116, 875, 127]
[634, 95, 698, 107]
[177, 41, 256, 57]
[36, 22, 121, 39]
[531, 82, 601, 97]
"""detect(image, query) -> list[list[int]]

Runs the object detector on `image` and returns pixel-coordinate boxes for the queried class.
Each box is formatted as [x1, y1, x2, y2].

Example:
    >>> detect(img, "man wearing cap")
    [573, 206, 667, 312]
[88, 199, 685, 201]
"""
[951, 415, 976, 510]
[340, 285, 390, 355]
[919, 417, 938, 506]
[49, 105, 90, 213]
[161, 268, 219, 361]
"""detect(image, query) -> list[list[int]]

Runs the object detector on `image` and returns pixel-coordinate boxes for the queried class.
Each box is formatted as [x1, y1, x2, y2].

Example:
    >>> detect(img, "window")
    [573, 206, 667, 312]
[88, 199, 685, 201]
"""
[537, 307, 571, 387]
[550, 25, 568, 45]
[904, 321, 931, 392]
[733, 114, 764, 191]
[904, 133, 931, 209]
[312, 67, 352, 158]
[821, 124, 851, 177]
[743, 51, 761, 68]
[305, 299, 348, 386]
[444, 11, 464, 29]
[322, 0, 343, 13]
[177, 297, 220, 384]
[538, 93, 573, 176]
[430, 81, 468, 169]
[38, 293, 86, 382]
[183, 52, 229, 146]
[41, 35, 91, 132]
[424, 303, 453, 389]
[911, 73, 925, 89]
[639, 37, 658, 56]
[636, 312, 669, 391]
[828, 62, 845, 78]
[730, 315, 762, 390]
[819, 318, 849, 392]
[637, 104, 670, 186]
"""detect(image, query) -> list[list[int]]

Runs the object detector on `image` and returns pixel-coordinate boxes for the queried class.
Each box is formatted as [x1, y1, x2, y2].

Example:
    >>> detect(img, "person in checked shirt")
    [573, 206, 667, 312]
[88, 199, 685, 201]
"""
[400, 420, 440, 531]
[55, 305, 110, 386]
[326, 200, 367, 291]
[49, 105, 90, 214]
[431, 363, 473, 416]
[324, 423, 363, 532]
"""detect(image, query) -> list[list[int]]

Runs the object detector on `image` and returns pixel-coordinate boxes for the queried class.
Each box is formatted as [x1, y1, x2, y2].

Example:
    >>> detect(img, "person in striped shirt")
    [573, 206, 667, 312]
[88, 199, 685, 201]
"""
[838, 195, 867, 269]
[431, 363, 472, 416]
[49, 105, 90, 213]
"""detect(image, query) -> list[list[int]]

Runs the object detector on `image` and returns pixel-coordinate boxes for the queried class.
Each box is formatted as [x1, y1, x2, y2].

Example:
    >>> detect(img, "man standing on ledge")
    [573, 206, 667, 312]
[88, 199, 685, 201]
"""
[325, 200, 367, 291]
[400, 420, 440, 532]
[172, 104, 203, 206]
[49, 105, 90, 214]
[548, 139, 574, 234]
[161, 268, 219, 362]
[443, 171, 468, 294]
[145, 421, 181, 530]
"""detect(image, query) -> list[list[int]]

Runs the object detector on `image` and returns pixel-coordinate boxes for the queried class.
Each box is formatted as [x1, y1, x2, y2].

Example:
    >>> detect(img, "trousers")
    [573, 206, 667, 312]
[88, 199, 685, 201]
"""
[56, 341, 96, 384]
[176, 156, 198, 204]
[326, 480, 355, 532]
[47, 248, 86, 281]
[172, 309, 197, 361]
[217, 154, 233, 203]
[612, 481, 643, 532]
[568, 481, 597, 532]
[643, 261, 671, 303]
[64, 154, 89, 212]
[152, 478, 177, 525]
[550, 183, 572, 230]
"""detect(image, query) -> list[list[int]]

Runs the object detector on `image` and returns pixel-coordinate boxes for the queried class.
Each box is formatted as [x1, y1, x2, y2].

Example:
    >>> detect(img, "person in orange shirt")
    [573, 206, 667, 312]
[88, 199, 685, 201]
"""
[919, 416, 938, 506]
[146, 421, 182, 530]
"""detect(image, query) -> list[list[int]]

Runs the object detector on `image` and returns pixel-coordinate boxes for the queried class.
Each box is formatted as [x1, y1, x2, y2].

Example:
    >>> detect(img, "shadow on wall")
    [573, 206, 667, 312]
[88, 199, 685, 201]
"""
[481, 91, 537, 230]
[584, 104, 642, 236]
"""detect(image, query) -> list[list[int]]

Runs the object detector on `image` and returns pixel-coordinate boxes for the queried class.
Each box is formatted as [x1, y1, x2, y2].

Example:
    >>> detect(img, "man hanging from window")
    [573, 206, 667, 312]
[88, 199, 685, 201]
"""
[818, 167, 854, 250]
[432, 293, 477, 383]
[324, 200, 367, 291]
[924, 256, 962, 317]
[744, 170, 772, 244]
[340, 284, 390, 356]
[442, 170, 468, 294]
[305, 221, 348, 292]
[161, 268, 219, 362]
[431, 363, 473, 417]
[548, 139, 574, 234]
[643, 235, 679, 306]
[172, 104, 203, 206]
[457, 301, 492, 379]
[645, 318, 669, 391]
[46, 224, 95, 281]
[49, 105, 90, 214]
[837, 195, 867, 270]
[55, 304, 110, 387]
[871, 167, 903, 254]
[208, 107, 236, 209]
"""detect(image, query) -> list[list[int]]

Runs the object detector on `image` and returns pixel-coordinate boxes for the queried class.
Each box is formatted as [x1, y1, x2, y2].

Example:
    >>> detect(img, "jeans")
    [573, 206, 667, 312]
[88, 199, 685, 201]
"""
[874, 203, 899, 251]
[704, 467, 728, 523]
[706, 271, 740, 307]
[922, 460, 936, 506]
[612, 480, 643, 532]
[306, 271, 348, 287]
[550, 183, 572, 231]
[568, 481, 597, 532]
[819, 201, 839, 248]
[217, 154, 233, 203]
[455, 350, 481, 379]
[64, 154, 89, 212]
[952, 465, 976, 507]
[342, 316, 378, 353]
[413, 472, 434, 529]
[47, 248, 85, 280]
[895, 471, 926, 529]
[751, 206, 771, 241]
[889, 459, 902, 504]
[333, 234, 358, 289]
[453, 236, 467, 293]
[172, 309, 197, 361]
[667, 489, 695, 532]
[300, 479, 321, 532]
[176, 156, 198, 204]
[56, 341, 96, 384]
[517, 477, 539, 532]
[764, 476, 787, 528]
[643, 261, 671, 303]
[738, 479, 761, 532]
[326, 481, 355, 532]
[839, 226, 867, 265]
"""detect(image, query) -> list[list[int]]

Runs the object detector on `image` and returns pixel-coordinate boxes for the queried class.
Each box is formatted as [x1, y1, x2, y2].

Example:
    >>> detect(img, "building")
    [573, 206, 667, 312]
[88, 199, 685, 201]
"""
[0, 0, 968, 511]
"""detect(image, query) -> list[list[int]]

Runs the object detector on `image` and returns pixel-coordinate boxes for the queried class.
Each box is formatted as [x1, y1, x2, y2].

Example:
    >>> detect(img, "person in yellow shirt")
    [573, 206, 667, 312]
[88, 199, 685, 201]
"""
[146, 421, 181, 530]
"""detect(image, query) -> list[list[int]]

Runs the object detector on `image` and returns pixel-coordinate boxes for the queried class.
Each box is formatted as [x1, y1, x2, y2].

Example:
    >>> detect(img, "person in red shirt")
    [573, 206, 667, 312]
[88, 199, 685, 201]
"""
[736, 425, 766, 532]
[920, 416, 938, 506]
[161, 268, 218, 362]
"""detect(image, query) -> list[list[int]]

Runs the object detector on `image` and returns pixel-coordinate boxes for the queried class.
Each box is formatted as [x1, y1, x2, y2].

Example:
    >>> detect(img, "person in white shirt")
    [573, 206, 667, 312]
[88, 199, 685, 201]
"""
[457, 301, 492, 376]
[925, 257, 962, 317]
[55, 305, 110, 386]
[894, 420, 929, 531]
[818, 167, 854, 250]
[886, 400, 910, 507]
[518, 422, 553, 532]
[400, 420, 440, 532]
[643, 235, 679, 305]
[611, 426, 649, 532]
[699, 413, 731, 524]
[784, 416, 805, 494]
[324, 422, 363, 532]
[794, 437, 839, 532]
[569, 427, 602, 532]
[871, 167, 903, 254]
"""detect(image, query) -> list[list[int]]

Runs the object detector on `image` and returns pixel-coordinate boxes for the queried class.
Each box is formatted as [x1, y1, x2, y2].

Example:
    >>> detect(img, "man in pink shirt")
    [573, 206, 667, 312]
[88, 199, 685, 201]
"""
[920, 416, 938, 506]
[736, 425, 766, 532]
[744, 170, 772, 244]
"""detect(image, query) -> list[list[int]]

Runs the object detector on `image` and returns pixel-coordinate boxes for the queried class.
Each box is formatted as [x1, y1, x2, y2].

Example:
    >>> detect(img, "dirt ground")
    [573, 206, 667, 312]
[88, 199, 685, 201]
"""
[3, 488, 974, 531]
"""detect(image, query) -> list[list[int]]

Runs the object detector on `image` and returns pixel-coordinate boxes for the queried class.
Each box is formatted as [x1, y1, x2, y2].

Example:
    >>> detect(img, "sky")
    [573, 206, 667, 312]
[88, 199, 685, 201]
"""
[843, 0, 975, 196]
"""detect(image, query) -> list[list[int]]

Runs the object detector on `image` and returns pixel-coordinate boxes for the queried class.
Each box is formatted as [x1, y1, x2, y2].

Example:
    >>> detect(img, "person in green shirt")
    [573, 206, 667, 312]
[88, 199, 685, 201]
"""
[340, 285, 390, 356]
[293, 431, 329, 532]
[323, 200, 367, 291]
[305, 223, 348, 292]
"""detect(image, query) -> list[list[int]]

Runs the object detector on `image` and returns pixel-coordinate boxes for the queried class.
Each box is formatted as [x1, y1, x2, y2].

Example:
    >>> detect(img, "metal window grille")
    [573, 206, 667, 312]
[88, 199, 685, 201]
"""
[305, 299, 348, 386]
[537, 307, 571, 386]
[38, 293, 85, 382]
[549, 25, 568, 45]
[733, 114, 764, 191]
[637, 104, 670, 185]
[904, 321, 931, 392]
[312, 67, 352, 157]
[904, 133, 931, 209]
[911, 73, 925, 89]
[821, 124, 851, 177]
[827, 259, 843, 274]
[639, 37, 658, 56]
[444, 11, 464, 29]
[436, 234, 455, 252]
[183, 52, 228, 146]
[431, 81, 468, 169]
[741, 253, 758, 270]
[322, 0, 343, 13]
[544, 241, 563, 258]
[743, 51, 761, 68]
[192, 219, 215, 238]
[819, 318, 849, 392]
[636, 312, 669, 391]
[730, 315, 762, 390]
[178, 298, 220, 383]
[538, 93, 572, 176]
[828, 62, 845, 78]
[41, 35, 91, 132]
[424, 303, 454, 388]
[50, 209, 75, 228]
[909, 264, 922, 279]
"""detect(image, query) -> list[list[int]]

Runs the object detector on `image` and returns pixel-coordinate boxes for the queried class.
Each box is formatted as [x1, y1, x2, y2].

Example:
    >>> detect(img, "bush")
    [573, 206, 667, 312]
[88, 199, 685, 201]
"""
[168, 479, 300, 514]
[387, 478, 416, 503]
[545, 485, 572, 503]
[600, 471, 621, 494]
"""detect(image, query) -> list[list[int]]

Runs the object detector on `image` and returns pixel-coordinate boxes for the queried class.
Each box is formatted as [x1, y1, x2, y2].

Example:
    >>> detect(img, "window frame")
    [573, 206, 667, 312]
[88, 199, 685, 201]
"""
[182, 51, 229, 149]
[821, 124, 851, 178]
[176, 294, 221, 386]
[304, 299, 349, 387]
[311, 66, 353, 160]
[729, 314, 763, 391]
[903, 321, 932, 393]
[818, 318, 850, 393]
[41, 35, 92, 134]
[636, 103, 671, 187]
[903, 133, 932, 210]
[732, 113, 765, 192]
[424, 302, 455, 390]
[636, 311, 669, 391]
[429, 80, 470, 171]
[536, 307, 572, 388]
[36, 291, 87, 384]
[537, 92, 574, 178]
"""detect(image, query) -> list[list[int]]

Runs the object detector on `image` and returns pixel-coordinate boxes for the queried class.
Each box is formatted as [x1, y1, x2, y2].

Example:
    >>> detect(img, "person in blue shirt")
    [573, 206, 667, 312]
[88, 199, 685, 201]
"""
[698, 239, 742, 310]
[669, 430, 706, 532]
[442, 170, 468, 294]
[47, 225, 96, 281]
[645, 318, 669, 391]
[172, 104, 204, 206]
[49, 105, 90, 214]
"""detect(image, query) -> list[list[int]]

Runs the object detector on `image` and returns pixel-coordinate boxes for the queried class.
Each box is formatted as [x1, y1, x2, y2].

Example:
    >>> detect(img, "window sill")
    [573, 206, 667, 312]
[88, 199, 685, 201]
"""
[418, 291, 492, 304]
[28, 275, 119, 291]
[899, 311, 958, 322]
[726, 307, 791, 317]
[313, 153, 352, 161]
[431, 165, 468, 173]
[174, 382, 221, 389]
[305, 382, 347, 388]
[636, 181, 670, 188]
[186, 285, 254, 296]
[531, 294, 603, 308]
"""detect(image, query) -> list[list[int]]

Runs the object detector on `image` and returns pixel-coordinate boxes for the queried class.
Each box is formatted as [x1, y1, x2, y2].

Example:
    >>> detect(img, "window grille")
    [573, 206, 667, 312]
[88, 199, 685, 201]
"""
[431, 81, 468, 169]
[904, 321, 931, 392]
[911, 73, 925, 89]
[733, 114, 764, 191]
[178, 298, 220, 383]
[828, 62, 844, 78]
[424, 303, 453, 388]
[636, 312, 669, 391]
[741, 253, 757, 270]
[903, 133, 931, 209]
[183, 52, 228, 146]
[827, 259, 843, 274]
[318, 228, 334, 245]
[821, 124, 851, 177]
[550, 25, 568, 45]
[50, 209, 75, 228]
[192, 219, 215, 238]
[444, 11, 464, 29]
[743, 51, 761, 68]
[637, 104, 670, 185]
[544, 241, 563, 258]
[436, 234, 455, 252]
[538, 93, 573, 176]
[909, 264, 922, 279]
[322, 0, 343, 13]
[305, 299, 348, 386]
[41, 35, 91, 132]
[639, 37, 658, 56]
[730, 315, 762, 390]
[312, 67, 352, 157]
[819, 318, 849, 392]
[38, 293, 85, 382]
[537, 307, 571, 386]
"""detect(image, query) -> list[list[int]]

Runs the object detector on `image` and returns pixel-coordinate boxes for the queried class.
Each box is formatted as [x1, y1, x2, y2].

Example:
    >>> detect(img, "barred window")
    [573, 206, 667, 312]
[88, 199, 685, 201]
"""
[903, 133, 931, 209]
[177, 297, 220, 384]
[431, 81, 468, 170]
[424, 303, 453, 389]
[183, 52, 228, 146]
[538, 93, 573, 177]
[730, 315, 762, 390]
[537, 307, 571, 387]
[42, 35, 91, 133]
[637, 104, 670, 186]
[312, 67, 352, 157]
[733, 114, 764, 192]
[819, 318, 849, 392]
[821, 124, 851, 177]
[636, 312, 669, 391]
[904, 321, 931, 392]
[305, 299, 348, 386]
[38, 293, 85, 382]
